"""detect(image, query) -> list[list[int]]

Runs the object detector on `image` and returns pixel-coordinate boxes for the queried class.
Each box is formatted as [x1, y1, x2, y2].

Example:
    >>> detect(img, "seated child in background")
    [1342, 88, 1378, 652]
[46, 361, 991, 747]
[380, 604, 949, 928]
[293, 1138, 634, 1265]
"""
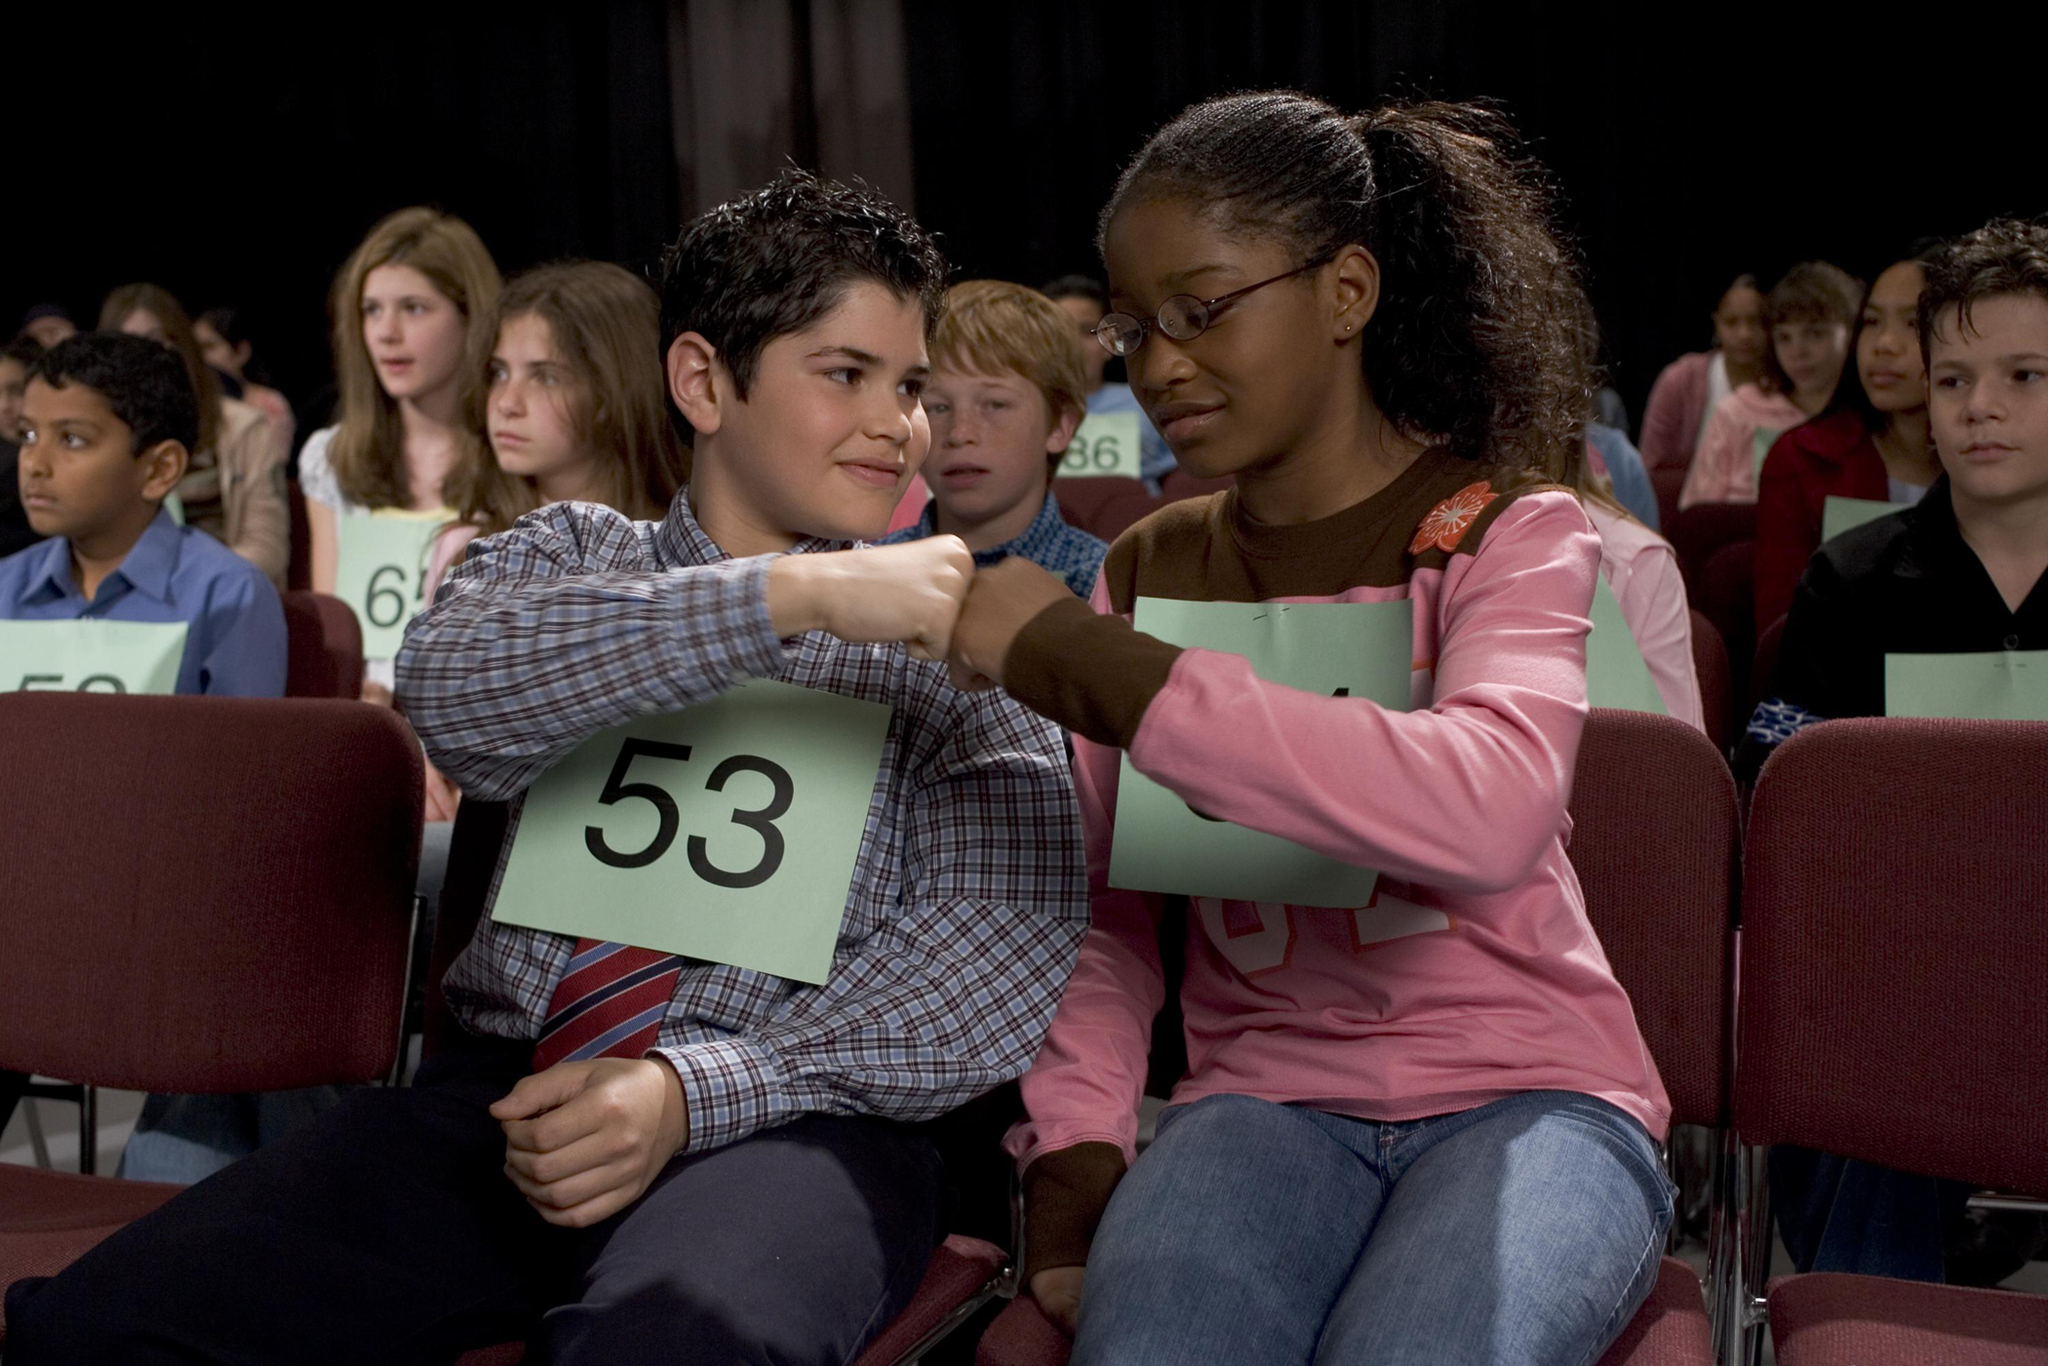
[881, 280, 1107, 597]
[1741, 216, 2048, 1285]
[0, 332, 284, 697]
[425, 260, 685, 597]
[6, 170, 1089, 1366]
[1681, 261, 1859, 510]
[1, 332, 40, 441]
[0, 334, 43, 558]
[1043, 273, 1174, 489]
[0, 333, 302, 1185]
[1752, 256, 1941, 631]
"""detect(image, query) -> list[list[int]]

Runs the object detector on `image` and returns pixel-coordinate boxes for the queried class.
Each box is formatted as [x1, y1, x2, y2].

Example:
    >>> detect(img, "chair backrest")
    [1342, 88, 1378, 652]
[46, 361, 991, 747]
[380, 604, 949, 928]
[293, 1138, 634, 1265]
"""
[0, 694, 422, 1092]
[281, 590, 365, 699]
[1666, 501, 1757, 596]
[1566, 709, 1740, 1128]
[1747, 612, 1787, 718]
[1688, 610, 1732, 751]
[1736, 718, 2048, 1194]
[1160, 469, 1233, 502]
[1052, 476, 1146, 533]
[287, 477, 312, 592]
[423, 797, 513, 1056]
[1650, 465, 1687, 537]
[1088, 491, 1165, 542]
[1696, 540, 1756, 706]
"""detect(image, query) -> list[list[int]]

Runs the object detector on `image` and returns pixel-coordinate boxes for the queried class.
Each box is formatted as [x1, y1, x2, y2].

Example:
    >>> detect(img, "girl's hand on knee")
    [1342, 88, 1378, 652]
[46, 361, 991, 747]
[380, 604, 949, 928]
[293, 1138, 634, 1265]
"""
[1030, 1265, 1085, 1336]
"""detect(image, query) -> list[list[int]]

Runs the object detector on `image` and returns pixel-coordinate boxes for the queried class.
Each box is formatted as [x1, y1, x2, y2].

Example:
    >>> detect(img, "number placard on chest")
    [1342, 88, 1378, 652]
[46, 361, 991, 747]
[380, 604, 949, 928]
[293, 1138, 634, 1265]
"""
[1, 619, 188, 695]
[1057, 412, 1144, 480]
[490, 679, 894, 985]
[1109, 596, 1414, 908]
[1585, 576, 1666, 716]
[1821, 495, 1900, 544]
[1885, 650, 2048, 721]
[335, 513, 445, 660]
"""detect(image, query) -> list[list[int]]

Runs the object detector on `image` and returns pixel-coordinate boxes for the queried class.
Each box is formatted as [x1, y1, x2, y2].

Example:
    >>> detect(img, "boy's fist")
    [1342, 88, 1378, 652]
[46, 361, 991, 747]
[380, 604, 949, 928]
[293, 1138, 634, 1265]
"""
[768, 536, 975, 658]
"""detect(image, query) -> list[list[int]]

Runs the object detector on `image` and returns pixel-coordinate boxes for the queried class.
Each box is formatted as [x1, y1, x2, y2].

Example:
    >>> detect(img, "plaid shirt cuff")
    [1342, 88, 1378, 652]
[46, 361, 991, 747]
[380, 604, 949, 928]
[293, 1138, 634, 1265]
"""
[653, 1036, 791, 1154]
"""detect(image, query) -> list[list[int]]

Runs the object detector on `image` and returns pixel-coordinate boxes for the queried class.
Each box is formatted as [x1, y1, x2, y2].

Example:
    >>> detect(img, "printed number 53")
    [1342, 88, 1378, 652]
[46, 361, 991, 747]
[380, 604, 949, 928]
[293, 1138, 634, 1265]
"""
[584, 738, 793, 889]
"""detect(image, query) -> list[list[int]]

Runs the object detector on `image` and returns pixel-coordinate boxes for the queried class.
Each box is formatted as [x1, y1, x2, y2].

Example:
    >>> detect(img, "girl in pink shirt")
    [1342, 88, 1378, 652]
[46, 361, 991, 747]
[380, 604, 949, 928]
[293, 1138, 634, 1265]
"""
[947, 93, 1671, 1366]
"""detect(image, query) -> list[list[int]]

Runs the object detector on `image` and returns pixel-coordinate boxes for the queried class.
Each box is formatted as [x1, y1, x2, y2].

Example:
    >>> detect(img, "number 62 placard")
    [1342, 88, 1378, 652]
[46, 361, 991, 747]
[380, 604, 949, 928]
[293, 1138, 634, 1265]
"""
[490, 679, 894, 985]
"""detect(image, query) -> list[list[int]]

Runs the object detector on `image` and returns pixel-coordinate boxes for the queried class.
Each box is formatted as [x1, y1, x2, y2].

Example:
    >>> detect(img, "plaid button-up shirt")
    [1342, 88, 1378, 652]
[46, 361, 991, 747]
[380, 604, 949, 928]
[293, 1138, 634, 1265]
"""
[396, 493, 1088, 1155]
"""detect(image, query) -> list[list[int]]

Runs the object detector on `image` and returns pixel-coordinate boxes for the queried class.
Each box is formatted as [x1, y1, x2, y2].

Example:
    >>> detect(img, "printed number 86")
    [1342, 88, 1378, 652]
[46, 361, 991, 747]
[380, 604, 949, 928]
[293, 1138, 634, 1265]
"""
[584, 738, 793, 889]
[1062, 432, 1122, 473]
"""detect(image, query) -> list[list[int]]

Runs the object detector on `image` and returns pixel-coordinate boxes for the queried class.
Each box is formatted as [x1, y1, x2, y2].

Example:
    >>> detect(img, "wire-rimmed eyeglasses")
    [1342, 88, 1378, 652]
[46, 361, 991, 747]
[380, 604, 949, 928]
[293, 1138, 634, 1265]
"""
[1092, 260, 1325, 357]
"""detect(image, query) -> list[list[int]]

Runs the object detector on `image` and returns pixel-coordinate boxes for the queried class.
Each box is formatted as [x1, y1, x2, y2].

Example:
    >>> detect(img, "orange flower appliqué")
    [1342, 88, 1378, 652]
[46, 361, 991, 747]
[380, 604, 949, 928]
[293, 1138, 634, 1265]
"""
[1409, 481, 1499, 555]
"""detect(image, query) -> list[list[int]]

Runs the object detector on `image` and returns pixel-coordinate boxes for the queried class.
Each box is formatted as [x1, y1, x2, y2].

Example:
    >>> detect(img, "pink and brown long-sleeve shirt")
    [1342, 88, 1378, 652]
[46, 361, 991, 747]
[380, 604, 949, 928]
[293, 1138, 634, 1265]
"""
[999, 449, 1670, 1274]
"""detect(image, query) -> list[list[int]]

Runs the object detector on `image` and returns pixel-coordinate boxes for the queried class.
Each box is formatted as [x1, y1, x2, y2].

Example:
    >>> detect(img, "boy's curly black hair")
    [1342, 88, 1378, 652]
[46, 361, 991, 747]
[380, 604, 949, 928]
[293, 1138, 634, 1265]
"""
[1099, 92, 1597, 477]
[1918, 217, 2048, 356]
[656, 169, 948, 445]
[27, 332, 199, 454]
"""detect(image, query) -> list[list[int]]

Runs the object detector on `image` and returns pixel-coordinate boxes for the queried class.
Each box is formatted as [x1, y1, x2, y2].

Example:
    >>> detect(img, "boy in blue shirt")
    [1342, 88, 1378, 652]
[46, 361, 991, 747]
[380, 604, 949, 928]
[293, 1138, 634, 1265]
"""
[883, 280, 1108, 598]
[1, 332, 284, 697]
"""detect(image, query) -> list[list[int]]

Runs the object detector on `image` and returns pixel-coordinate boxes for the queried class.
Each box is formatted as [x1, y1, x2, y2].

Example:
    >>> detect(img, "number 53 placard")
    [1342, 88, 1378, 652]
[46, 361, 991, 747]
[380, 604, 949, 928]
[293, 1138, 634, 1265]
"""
[490, 679, 894, 985]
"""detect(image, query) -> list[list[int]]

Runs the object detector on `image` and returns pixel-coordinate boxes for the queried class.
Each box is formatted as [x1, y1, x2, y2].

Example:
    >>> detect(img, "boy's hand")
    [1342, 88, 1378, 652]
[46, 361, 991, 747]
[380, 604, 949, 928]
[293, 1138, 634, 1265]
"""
[1030, 1266, 1085, 1336]
[490, 1057, 689, 1228]
[766, 537, 975, 658]
[946, 557, 1073, 691]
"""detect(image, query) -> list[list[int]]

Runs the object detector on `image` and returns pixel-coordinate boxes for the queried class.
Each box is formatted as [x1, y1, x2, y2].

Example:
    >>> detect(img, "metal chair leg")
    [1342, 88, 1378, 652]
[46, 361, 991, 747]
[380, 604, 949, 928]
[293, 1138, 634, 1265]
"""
[24, 1096, 51, 1168]
[78, 1083, 98, 1175]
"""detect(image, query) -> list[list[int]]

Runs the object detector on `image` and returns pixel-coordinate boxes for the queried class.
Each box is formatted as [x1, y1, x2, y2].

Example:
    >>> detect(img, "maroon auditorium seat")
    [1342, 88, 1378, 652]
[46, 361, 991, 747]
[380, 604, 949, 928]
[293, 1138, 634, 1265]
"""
[1689, 610, 1732, 751]
[1737, 718, 2048, 1365]
[1087, 491, 1165, 542]
[0, 695, 423, 1344]
[281, 590, 365, 699]
[287, 477, 312, 592]
[1053, 477, 1146, 535]
[1159, 469, 1232, 502]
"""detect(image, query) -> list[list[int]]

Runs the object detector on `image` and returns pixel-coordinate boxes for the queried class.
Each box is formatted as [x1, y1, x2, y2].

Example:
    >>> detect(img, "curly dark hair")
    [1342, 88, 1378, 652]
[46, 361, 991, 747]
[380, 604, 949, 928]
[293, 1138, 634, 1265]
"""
[656, 169, 947, 445]
[1097, 92, 1596, 475]
[27, 332, 200, 454]
[2, 333, 43, 370]
[1917, 217, 2048, 357]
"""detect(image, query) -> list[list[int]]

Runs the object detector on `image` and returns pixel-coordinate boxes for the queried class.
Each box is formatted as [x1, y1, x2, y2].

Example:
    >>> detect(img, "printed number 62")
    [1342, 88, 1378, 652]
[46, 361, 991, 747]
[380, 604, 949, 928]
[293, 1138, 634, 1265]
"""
[584, 738, 794, 889]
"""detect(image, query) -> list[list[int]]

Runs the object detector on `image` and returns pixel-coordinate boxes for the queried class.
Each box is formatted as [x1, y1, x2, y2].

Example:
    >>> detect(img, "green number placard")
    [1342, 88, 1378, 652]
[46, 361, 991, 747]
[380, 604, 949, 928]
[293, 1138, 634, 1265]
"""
[1057, 412, 1144, 480]
[490, 679, 894, 985]
[1822, 495, 1900, 544]
[1750, 426, 1784, 483]
[1586, 576, 1667, 716]
[335, 512, 446, 660]
[1, 619, 188, 694]
[1885, 651, 2048, 721]
[1109, 597, 1413, 907]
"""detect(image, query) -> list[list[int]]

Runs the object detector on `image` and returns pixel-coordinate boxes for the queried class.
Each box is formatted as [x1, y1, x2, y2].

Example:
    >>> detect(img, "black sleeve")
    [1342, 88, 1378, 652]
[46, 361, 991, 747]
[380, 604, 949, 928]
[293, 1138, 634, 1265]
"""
[1736, 551, 1873, 781]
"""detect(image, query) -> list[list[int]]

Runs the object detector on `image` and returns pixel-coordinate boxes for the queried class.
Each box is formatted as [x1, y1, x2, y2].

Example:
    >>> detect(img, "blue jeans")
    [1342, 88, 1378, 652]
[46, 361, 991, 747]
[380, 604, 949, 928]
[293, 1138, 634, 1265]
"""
[119, 1087, 346, 1183]
[1075, 1090, 1674, 1366]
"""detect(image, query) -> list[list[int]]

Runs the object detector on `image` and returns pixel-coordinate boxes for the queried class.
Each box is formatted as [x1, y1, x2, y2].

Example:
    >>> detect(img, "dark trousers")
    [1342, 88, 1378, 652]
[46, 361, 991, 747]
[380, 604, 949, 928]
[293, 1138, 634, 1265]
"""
[5, 1035, 946, 1365]
[1770, 1144, 1974, 1282]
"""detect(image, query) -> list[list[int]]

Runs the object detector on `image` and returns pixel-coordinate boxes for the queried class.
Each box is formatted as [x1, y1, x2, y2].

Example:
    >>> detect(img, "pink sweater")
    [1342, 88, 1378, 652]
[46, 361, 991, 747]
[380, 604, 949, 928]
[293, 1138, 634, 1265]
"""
[1678, 383, 1808, 510]
[998, 452, 1670, 1272]
[1639, 350, 1712, 470]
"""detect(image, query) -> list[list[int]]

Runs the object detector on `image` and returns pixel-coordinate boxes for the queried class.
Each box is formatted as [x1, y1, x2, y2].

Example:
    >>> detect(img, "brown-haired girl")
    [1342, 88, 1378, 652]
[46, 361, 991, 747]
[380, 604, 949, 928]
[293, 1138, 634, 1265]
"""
[424, 261, 684, 593]
[298, 207, 499, 670]
[101, 283, 290, 586]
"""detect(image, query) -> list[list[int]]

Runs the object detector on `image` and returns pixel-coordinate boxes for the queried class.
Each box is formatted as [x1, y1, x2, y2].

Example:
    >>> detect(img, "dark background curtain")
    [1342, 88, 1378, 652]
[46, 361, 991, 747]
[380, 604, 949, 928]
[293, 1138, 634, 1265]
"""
[5, 3, 2044, 433]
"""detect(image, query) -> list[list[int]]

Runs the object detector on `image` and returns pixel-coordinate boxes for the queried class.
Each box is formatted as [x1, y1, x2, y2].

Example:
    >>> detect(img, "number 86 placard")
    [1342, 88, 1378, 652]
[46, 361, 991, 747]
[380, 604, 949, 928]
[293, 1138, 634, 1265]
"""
[490, 679, 894, 985]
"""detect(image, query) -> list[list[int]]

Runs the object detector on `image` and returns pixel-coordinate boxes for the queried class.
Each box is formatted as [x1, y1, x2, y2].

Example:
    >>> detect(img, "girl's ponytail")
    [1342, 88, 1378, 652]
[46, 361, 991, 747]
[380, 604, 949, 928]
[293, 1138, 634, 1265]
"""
[1103, 93, 1595, 478]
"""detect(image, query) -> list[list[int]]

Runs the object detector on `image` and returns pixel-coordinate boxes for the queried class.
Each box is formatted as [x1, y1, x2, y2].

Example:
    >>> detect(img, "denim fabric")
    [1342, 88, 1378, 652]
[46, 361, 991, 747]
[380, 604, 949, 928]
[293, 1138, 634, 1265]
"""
[1075, 1090, 1674, 1366]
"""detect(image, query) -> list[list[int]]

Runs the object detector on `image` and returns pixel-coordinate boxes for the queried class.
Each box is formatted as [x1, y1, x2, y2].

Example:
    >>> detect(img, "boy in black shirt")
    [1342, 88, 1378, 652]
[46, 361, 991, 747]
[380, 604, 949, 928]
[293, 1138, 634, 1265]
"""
[1743, 216, 2048, 1282]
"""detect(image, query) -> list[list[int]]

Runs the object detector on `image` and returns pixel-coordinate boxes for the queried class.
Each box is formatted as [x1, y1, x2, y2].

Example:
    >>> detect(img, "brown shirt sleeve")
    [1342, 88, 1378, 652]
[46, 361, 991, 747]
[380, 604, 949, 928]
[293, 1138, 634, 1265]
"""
[1003, 594, 1183, 750]
[1021, 1141, 1128, 1280]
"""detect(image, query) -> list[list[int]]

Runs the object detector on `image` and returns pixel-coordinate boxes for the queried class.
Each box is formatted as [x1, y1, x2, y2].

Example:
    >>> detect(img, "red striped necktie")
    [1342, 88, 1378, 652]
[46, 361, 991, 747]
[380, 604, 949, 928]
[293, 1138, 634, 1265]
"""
[531, 939, 683, 1071]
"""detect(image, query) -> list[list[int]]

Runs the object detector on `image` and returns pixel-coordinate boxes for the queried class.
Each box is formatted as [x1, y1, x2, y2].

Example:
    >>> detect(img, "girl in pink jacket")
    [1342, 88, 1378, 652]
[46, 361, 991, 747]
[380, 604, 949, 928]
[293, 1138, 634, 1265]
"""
[946, 92, 1672, 1366]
